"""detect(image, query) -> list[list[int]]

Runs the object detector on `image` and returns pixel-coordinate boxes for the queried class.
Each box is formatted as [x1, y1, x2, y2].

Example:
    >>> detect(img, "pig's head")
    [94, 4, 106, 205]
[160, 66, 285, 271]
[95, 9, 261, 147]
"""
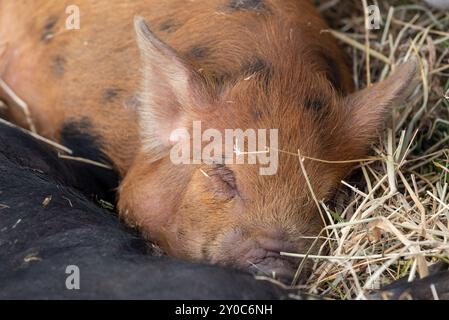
[118, 17, 419, 281]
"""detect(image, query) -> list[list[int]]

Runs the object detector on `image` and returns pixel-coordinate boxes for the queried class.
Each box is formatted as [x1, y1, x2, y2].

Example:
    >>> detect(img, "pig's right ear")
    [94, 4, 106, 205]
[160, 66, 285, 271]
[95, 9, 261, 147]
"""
[340, 58, 420, 156]
[134, 16, 205, 161]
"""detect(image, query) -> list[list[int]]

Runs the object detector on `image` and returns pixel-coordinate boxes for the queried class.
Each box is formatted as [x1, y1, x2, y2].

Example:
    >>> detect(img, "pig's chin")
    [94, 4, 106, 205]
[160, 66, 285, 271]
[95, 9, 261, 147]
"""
[207, 229, 302, 283]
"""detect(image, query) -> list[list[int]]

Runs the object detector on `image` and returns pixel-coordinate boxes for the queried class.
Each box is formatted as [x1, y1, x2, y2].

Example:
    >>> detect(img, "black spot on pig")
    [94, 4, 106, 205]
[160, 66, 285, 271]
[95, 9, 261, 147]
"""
[186, 46, 209, 60]
[159, 19, 181, 33]
[304, 97, 326, 112]
[51, 55, 66, 77]
[41, 16, 59, 43]
[103, 88, 124, 104]
[242, 57, 272, 90]
[252, 109, 263, 120]
[242, 57, 269, 75]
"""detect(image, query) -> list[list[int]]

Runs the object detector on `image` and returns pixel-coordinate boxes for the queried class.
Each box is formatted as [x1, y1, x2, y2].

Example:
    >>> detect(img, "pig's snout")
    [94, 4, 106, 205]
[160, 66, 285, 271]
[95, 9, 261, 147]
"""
[248, 255, 297, 283]
[246, 238, 298, 282]
[219, 229, 299, 283]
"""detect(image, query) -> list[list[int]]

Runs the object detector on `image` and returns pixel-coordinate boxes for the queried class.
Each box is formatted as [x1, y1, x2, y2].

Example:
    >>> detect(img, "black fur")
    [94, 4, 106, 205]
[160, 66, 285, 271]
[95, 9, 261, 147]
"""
[369, 263, 449, 300]
[60, 118, 118, 202]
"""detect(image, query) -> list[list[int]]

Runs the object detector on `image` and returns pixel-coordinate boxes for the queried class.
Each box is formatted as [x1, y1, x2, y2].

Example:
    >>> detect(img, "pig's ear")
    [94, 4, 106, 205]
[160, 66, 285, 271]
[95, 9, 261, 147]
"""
[342, 58, 419, 151]
[134, 16, 205, 161]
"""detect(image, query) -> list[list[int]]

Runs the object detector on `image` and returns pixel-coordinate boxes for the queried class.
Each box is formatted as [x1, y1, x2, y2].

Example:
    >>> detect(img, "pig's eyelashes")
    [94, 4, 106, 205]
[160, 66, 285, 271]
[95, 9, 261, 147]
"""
[206, 165, 238, 200]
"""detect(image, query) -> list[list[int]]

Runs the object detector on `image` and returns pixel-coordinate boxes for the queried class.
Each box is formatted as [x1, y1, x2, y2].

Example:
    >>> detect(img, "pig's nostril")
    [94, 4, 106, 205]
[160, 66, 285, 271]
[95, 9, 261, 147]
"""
[244, 245, 298, 283]
[239, 236, 299, 282]
[219, 229, 299, 282]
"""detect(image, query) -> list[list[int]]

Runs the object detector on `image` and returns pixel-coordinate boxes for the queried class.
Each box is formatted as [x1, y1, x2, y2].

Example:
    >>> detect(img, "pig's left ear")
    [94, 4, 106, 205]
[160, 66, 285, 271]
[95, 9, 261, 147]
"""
[342, 58, 420, 151]
[134, 16, 207, 161]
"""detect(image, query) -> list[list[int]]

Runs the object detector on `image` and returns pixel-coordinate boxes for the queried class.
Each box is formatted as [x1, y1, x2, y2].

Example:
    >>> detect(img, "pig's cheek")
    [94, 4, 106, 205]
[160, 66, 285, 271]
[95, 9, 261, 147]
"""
[174, 198, 231, 255]
[118, 179, 184, 243]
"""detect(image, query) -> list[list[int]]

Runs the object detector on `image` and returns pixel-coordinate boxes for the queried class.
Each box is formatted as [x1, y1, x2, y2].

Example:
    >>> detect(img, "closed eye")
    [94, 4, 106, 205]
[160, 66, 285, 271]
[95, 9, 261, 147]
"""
[205, 164, 238, 200]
